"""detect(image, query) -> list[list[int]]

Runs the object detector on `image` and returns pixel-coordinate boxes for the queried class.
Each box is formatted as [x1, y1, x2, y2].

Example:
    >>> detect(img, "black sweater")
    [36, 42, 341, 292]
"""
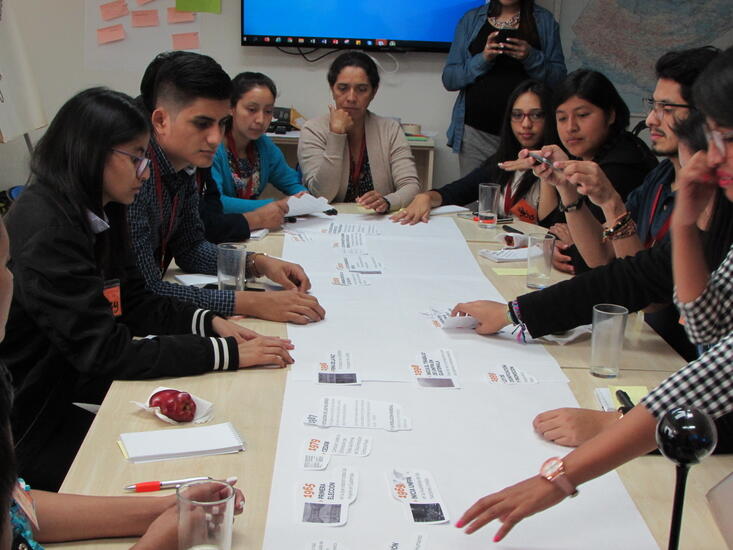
[2, 184, 239, 485]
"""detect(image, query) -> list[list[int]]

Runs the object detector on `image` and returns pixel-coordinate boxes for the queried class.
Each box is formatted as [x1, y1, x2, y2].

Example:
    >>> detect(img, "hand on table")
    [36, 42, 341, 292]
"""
[254, 255, 311, 292]
[212, 316, 263, 343]
[451, 300, 510, 335]
[357, 190, 390, 213]
[456, 475, 566, 541]
[241, 289, 326, 325]
[244, 198, 289, 230]
[237, 336, 294, 368]
[390, 193, 433, 225]
[533, 408, 619, 447]
[328, 104, 354, 134]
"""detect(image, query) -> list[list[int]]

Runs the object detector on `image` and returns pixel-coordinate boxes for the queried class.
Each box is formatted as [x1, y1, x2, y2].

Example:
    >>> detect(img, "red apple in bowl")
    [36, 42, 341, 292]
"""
[149, 389, 196, 422]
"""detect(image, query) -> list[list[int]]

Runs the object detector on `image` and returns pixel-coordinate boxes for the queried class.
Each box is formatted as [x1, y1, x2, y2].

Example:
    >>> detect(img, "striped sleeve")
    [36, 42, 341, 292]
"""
[209, 336, 239, 372]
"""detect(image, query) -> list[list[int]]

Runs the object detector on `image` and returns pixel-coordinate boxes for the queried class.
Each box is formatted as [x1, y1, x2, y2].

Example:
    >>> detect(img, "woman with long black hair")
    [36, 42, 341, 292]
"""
[443, 0, 566, 177]
[0, 87, 293, 491]
[393, 79, 558, 225]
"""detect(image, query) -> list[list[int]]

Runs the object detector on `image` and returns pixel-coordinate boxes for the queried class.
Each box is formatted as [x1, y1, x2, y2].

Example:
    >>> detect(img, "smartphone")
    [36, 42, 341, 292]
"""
[528, 151, 553, 168]
[503, 225, 524, 234]
[495, 29, 518, 44]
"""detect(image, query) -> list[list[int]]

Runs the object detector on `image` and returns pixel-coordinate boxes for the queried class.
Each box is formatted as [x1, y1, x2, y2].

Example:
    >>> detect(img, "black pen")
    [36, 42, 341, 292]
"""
[615, 389, 635, 414]
[285, 216, 297, 223]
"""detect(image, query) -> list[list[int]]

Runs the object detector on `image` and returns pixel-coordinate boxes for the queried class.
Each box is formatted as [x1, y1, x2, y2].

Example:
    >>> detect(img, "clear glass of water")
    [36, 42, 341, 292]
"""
[217, 243, 247, 291]
[177, 479, 235, 550]
[526, 233, 555, 289]
[478, 183, 500, 230]
[590, 304, 629, 378]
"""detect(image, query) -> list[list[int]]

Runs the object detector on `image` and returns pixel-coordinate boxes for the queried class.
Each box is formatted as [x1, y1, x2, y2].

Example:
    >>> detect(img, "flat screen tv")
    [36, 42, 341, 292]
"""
[241, 1, 483, 53]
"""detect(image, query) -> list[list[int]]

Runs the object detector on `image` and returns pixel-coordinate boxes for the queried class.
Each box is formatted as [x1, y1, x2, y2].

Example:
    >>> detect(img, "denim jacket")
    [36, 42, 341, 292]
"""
[442, 2, 567, 152]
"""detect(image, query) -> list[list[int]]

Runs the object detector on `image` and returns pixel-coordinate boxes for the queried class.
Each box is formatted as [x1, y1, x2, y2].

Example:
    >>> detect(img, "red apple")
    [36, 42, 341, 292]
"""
[149, 389, 197, 422]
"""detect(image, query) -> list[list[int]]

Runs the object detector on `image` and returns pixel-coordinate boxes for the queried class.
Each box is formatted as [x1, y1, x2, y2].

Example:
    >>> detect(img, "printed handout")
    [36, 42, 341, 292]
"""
[410, 349, 460, 388]
[304, 397, 412, 431]
[297, 467, 358, 526]
[390, 469, 449, 525]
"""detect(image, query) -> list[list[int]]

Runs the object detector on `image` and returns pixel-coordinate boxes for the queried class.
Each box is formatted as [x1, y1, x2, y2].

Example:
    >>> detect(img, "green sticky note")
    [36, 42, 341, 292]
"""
[176, 0, 221, 14]
[492, 267, 528, 276]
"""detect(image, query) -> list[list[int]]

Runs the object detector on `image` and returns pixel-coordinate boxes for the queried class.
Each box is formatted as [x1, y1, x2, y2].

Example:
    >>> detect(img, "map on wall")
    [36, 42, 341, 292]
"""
[555, 0, 733, 113]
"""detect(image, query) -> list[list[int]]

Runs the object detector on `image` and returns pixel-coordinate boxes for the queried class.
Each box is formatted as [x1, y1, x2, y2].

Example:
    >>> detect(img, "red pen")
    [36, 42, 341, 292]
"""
[124, 476, 212, 492]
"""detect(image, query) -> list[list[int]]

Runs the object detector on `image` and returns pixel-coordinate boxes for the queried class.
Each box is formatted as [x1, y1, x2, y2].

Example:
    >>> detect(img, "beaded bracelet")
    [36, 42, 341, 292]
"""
[510, 299, 528, 343]
[601, 212, 635, 243]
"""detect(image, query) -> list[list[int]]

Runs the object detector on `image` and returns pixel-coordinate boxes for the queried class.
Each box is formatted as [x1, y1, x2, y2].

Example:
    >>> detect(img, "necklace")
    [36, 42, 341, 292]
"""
[488, 12, 520, 29]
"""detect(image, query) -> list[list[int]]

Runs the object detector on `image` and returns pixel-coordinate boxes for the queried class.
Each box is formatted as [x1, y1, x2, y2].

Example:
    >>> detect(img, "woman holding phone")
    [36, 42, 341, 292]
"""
[443, 0, 566, 176]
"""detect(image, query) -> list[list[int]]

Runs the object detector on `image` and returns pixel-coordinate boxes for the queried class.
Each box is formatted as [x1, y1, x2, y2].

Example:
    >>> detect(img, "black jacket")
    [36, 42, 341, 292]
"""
[1, 184, 238, 482]
[198, 166, 251, 244]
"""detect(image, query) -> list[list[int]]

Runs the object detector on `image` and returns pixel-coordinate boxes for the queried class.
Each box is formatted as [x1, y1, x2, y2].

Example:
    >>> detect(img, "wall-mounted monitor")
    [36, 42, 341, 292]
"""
[241, 1, 483, 53]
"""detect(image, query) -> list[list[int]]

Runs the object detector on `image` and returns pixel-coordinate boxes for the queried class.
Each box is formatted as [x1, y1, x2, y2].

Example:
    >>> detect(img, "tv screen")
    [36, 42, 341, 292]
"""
[241, 1, 483, 53]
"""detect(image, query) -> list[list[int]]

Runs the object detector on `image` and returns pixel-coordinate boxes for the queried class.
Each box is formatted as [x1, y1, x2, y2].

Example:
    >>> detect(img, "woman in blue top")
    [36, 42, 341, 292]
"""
[211, 72, 307, 230]
[443, 0, 566, 177]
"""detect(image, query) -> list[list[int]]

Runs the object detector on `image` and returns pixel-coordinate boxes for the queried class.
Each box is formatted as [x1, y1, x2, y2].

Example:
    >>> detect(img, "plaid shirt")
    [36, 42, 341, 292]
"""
[642, 244, 733, 419]
[128, 138, 236, 315]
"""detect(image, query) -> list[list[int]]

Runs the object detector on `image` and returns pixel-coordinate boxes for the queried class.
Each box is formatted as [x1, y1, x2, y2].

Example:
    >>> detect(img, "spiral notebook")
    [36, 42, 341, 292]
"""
[119, 422, 245, 463]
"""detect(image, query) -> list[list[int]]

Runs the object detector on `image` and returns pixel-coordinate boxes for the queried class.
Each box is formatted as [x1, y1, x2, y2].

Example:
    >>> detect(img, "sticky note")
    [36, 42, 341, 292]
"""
[610, 386, 649, 409]
[172, 31, 200, 50]
[492, 267, 528, 276]
[131, 9, 159, 27]
[100, 0, 129, 21]
[136, 0, 155, 4]
[167, 7, 196, 24]
[97, 24, 126, 45]
[176, 0, 220, 14]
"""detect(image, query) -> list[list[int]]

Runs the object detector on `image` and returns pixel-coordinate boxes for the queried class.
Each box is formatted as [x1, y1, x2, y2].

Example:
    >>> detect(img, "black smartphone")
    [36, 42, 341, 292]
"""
[495, 29, 518, 44]
[503, 225, 524, 234]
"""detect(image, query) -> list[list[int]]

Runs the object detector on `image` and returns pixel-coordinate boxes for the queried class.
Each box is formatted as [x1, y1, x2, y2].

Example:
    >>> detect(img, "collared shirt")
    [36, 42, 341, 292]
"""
[625, 159, 676, 246]
[127, 137, 236, 315]
[86, 210, 110, 234]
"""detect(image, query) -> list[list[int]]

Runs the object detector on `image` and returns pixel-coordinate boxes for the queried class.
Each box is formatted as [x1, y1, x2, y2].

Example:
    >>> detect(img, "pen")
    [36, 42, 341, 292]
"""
[615, 389, 635, 414]
[124, 476, 212, 492]
[285, 216, 297, 223]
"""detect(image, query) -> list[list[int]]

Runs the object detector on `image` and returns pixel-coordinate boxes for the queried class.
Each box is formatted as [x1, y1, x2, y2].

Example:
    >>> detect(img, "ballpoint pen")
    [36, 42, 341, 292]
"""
[615, 389, 636, 415]
[124, 476, 212, 492]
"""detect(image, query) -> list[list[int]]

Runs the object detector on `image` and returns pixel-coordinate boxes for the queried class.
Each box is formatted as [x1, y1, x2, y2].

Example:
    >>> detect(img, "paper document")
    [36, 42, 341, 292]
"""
[410, 349, 461, 388]
[479, 248, 529, 263]
[486, 364, 538, 384]
[302, 433, 372, 470]
[340, 254, 383, 274]
[333, 233, 368, 255]
[288, 194, 331, 217]
[331, 272, 371, 286]
[390, 469, 449, 524]
[384, 534, 427, 549]
[285, 230, 314, 242]
[307, 543, 348, 550]
[316, 350, 361, 385]
[304, 397, 412, 431]
[249, 228, 269, 240]
[297, 467, 358, 526]
[441, 315, 477, 330]
[430, 205, 469, 215]
[322, 222, 381, 235]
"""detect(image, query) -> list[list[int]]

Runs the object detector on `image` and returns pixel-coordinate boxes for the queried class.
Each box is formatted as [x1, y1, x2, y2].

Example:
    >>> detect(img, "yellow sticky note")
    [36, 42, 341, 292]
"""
[492, 267, 528, 276]
[97, 24, 126, 45]
[172, 31, 200, 50]
[117, 439, 129, 459]
[610, 386, 649, 409]
[100, 0, 129, 21]
[131, 9, 160, 27]
[168, 7, 196, 24]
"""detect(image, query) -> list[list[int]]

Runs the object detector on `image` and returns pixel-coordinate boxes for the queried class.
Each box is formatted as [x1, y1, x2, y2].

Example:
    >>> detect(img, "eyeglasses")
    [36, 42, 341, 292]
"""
[643, 97, 691, 118]
[704, 127, 733, 156]
[111, 148, 150, 178]
[511, 110, 545, 122]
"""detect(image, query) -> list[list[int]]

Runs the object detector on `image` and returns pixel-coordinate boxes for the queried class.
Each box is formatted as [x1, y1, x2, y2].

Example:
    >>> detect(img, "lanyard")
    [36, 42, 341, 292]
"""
[349, 134, 367, 185]
[150, 149, 180, 274]
[226, 130, 258, 199]
[644, 183, 671, 248]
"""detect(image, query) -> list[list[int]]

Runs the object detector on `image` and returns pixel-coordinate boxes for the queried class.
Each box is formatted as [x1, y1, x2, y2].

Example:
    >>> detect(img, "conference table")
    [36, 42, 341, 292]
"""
[50, 207, 731, 549]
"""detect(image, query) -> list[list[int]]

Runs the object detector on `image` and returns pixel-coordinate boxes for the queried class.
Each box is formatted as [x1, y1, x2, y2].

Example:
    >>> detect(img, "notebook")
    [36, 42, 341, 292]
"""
[119, 422, 245, 463]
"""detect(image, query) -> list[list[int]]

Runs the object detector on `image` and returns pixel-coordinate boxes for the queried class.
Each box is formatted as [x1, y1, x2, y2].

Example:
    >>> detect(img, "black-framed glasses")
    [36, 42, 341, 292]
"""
[111, 148, 150, 178]
[510, 110, 545, 122]
[643, 97, 691, 117]
[704, 127, 733, 156]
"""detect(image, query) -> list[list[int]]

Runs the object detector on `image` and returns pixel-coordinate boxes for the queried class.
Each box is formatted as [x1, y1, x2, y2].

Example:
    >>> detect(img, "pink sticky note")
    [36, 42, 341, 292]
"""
[172, 31, 200, 50]
[167, 7, 196, 24]
[97, 24, 126, 45]
[136, 0, 155, 4]
[131, 9, 160, 27]
[100, 1, 129, 21]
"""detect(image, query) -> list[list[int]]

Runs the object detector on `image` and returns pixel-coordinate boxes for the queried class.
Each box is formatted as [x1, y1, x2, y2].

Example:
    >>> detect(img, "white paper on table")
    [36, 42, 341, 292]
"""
[304, 397, 412, 431]
[384, 534, 427, 550]
[306, 542, 349, 550]
[441, 315, 477, 330]
[301, 433, 373, 470]
[72, 402, 100, 414]
[479, 248, 530, 263]
[595, 388, 615, 412]
[486, 364, 538, 384]
[285, 230, 314, 242]
[333, 233, 368, 255]
[174, 273, 218, 287]
[249, 228, 269, 240]
[316, 350, 361, 385]
[541, 324, 593, 345]
[390, 469, 449, 524]
[131, 386, 214, 424]
[430, 205, 469, 215]
[422, 307, 451, 328]
[297, 467, 358, 526]
[339, 254, 383, 274]
[322, 222, 381, 235]
[288, 194, 332, 217]
[410, 349, 461, 389]
[331, 272, 371, 286]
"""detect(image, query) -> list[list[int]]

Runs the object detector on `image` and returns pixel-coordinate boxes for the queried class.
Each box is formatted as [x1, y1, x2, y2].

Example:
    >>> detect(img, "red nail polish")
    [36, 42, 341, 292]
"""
[493, 535, 501, 543]
[455, 520, 465, 528]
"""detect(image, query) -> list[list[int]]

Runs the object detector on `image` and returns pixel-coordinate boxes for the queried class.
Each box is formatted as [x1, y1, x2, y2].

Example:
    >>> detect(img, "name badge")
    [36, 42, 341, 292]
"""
[12, 481, 39, 529]
[103, 279, 122, 317]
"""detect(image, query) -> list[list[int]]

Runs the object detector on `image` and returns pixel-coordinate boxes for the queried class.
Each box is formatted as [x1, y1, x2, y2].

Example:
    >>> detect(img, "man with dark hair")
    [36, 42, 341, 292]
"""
[128, 52, 325, 323]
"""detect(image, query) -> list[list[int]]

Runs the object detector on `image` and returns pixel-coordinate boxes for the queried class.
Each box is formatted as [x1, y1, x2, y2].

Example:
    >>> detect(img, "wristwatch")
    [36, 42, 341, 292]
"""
[540, 457, 578, 497]
[558, 196, 584, 213]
